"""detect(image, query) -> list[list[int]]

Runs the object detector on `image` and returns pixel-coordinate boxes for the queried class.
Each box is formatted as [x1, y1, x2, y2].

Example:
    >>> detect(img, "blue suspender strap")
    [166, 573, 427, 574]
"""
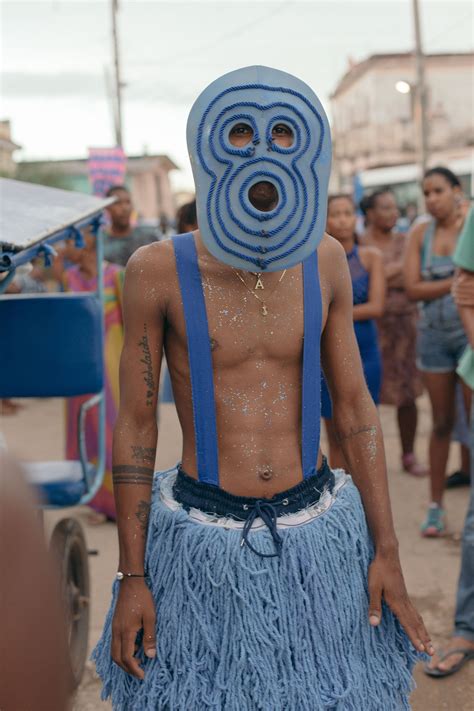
[173, 234, 320, 485]
[172, 234, 220, 486]
[302, 251, 322, 478]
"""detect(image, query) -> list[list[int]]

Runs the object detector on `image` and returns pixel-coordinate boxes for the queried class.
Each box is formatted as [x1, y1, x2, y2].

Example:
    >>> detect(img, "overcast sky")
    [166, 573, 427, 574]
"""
[1, 0, 473, 189]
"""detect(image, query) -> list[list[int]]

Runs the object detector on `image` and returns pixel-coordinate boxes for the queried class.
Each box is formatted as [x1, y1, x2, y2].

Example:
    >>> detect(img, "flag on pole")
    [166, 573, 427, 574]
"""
[88, 147, 127, 197]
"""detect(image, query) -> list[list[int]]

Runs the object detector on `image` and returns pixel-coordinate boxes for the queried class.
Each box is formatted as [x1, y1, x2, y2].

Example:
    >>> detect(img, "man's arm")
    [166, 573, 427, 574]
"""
[321, 239, 433, 656]
[111, 243, 167, 679]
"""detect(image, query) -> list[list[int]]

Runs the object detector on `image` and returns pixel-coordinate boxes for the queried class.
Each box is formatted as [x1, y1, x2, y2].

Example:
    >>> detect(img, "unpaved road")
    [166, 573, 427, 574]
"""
[2, 396, 473, 710]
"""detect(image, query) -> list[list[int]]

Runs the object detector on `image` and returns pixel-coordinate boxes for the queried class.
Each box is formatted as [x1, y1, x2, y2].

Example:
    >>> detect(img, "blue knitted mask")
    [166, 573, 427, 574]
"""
[187, 65, 331, 272]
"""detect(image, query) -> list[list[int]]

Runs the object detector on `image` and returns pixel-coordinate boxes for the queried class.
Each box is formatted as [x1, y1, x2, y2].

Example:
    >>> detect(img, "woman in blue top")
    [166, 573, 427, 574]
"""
[322, 195, 385, 468]
[405, 167, 470, 537]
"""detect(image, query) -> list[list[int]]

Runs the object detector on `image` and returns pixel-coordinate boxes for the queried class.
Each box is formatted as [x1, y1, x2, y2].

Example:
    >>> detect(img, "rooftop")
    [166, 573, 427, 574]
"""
[331, 51, 474, 99]
[20, 153, 179, 173]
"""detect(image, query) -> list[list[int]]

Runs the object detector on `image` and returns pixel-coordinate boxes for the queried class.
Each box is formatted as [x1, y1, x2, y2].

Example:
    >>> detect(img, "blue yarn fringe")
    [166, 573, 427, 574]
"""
[92, 472, 421, 710]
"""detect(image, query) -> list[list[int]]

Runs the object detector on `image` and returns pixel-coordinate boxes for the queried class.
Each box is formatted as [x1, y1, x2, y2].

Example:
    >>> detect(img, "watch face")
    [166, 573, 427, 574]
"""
[116, 571, 124, 580]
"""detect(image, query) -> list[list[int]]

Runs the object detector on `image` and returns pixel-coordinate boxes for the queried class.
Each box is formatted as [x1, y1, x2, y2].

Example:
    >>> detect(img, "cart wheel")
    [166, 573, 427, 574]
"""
[50, 518, 90, 689]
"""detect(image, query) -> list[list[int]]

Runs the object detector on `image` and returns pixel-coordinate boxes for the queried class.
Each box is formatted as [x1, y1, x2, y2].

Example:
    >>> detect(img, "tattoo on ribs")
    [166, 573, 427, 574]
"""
[131, 445, 155, 464]
[335, 425, 377, 444]
[138, 323, 155, 407]
[135, 500, 151, 538]
[112, 465, 154, 486]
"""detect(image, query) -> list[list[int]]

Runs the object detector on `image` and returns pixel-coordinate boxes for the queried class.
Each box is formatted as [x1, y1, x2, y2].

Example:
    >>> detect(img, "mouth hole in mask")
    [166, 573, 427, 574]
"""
[271, 123, 294, 148]
[229, 122, 254, 147]
[248, 181, 279, 212]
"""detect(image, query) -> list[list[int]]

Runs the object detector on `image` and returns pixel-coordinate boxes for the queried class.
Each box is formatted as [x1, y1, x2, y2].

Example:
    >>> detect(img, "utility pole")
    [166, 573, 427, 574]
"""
[111, 0, 123, 148]
[412, 0, 429, 177]
[103, 65, 118, 142]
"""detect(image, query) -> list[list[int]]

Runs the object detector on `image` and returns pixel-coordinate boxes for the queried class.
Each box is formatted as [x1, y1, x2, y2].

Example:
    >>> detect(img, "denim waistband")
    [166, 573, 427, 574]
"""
[173, 458, 335, 558]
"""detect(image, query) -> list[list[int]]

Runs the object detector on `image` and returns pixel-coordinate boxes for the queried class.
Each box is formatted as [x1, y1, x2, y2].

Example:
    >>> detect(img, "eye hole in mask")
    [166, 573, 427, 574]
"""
[271, 123, 294, 148]
[229, 122, 254, 147]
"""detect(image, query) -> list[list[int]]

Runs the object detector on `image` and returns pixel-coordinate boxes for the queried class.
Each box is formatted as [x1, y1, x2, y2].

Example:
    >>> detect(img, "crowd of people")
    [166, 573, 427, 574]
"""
[322, 167, 474, 678]
[326, 169, 472, 540]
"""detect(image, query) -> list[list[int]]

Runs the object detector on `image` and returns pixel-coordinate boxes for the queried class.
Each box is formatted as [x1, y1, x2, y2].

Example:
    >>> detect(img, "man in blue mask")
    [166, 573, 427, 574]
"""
[93, 67, 432, 710]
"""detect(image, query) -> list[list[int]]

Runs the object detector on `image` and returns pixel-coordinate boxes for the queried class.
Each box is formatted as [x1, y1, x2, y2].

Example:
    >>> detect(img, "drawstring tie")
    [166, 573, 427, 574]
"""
[240, 501, 283, 558]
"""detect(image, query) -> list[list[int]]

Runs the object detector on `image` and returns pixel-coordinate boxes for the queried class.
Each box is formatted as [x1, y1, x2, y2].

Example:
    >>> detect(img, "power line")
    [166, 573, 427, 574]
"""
[425, 9, 473, 49]
[126, 0, 292, 101]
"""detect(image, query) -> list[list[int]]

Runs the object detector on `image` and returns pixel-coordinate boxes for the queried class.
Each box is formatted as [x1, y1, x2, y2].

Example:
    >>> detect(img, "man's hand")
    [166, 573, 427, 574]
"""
[368, 553, 434, 656]
[111, 579, 157, 679]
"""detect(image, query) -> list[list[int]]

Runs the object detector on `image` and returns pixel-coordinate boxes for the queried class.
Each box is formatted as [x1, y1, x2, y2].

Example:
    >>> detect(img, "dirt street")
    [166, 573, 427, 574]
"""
[1, 396, 473, 710]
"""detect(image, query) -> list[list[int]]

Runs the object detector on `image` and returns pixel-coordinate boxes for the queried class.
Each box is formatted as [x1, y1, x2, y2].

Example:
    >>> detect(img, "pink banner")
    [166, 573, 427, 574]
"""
[88, 147, 127, 197]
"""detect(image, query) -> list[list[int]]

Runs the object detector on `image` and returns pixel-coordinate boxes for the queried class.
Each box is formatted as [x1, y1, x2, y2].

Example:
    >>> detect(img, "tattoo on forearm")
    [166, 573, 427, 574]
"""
[335, 425, 377, 444]
[113, 465, 154, 486]
[131, 445, 155, 464]
[113, 475, 153, 485]
[138, 323, 155, 407]
[135, 500, 151, 539]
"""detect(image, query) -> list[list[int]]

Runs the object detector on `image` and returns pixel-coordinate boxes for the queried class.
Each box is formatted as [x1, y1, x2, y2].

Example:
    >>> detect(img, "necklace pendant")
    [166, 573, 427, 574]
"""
[261, 304, 268, 316]
[255, 277, 264, 290]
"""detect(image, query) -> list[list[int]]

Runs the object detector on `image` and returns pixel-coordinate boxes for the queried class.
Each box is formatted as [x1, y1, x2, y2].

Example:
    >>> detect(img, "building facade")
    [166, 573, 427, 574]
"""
[17, 153, 179, 223]
[330, 52, 474, 202]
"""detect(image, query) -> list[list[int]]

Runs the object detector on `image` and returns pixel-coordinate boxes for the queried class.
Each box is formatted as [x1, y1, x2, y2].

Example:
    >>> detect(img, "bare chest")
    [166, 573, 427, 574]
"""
[168, 274, 306, 368]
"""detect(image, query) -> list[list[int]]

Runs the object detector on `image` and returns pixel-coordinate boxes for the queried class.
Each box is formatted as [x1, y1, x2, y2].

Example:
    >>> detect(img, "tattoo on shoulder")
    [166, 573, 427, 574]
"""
[135, 500, 151, 539]
[112, 464, 154, 486]
[335, 425, 377, 443]
[138, 323, 155, 407]
[131, 445, 156, 464]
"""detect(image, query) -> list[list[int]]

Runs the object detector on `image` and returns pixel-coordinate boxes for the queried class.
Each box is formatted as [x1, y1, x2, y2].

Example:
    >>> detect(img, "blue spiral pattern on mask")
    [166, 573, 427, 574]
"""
[196, 84, 325, 269]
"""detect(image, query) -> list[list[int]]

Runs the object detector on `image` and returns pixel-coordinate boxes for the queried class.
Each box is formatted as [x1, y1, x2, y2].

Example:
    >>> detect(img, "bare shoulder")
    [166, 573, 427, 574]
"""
[318, 233, 349, 301]
[407, 221, 428, 247]
[124, 240, 178, 314]
[318, 232, 346, 265]
[360, 244, 382, 258]
[126, 239, 176, 282]
[359, 244, 383, 267]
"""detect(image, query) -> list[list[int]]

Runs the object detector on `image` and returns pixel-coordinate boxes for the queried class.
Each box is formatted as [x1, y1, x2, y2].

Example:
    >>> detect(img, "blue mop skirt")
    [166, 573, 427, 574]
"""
[92, 467, 420, 710]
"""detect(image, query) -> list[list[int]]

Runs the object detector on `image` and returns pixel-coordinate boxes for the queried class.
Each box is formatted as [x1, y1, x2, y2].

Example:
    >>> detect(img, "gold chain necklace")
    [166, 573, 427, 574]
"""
[232, 269, 287, 316]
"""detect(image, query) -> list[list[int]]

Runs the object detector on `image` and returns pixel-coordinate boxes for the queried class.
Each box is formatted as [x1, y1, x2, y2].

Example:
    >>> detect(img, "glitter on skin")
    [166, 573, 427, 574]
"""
[154, 233, 369, 497]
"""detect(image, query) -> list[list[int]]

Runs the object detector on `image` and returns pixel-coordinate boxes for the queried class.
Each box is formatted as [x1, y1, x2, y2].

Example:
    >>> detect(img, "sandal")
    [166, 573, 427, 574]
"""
[402, 453, 428, 477]
[446, 470, 471, 489]
[420, 504, 446, 537]
[424, 647, 474, 678]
